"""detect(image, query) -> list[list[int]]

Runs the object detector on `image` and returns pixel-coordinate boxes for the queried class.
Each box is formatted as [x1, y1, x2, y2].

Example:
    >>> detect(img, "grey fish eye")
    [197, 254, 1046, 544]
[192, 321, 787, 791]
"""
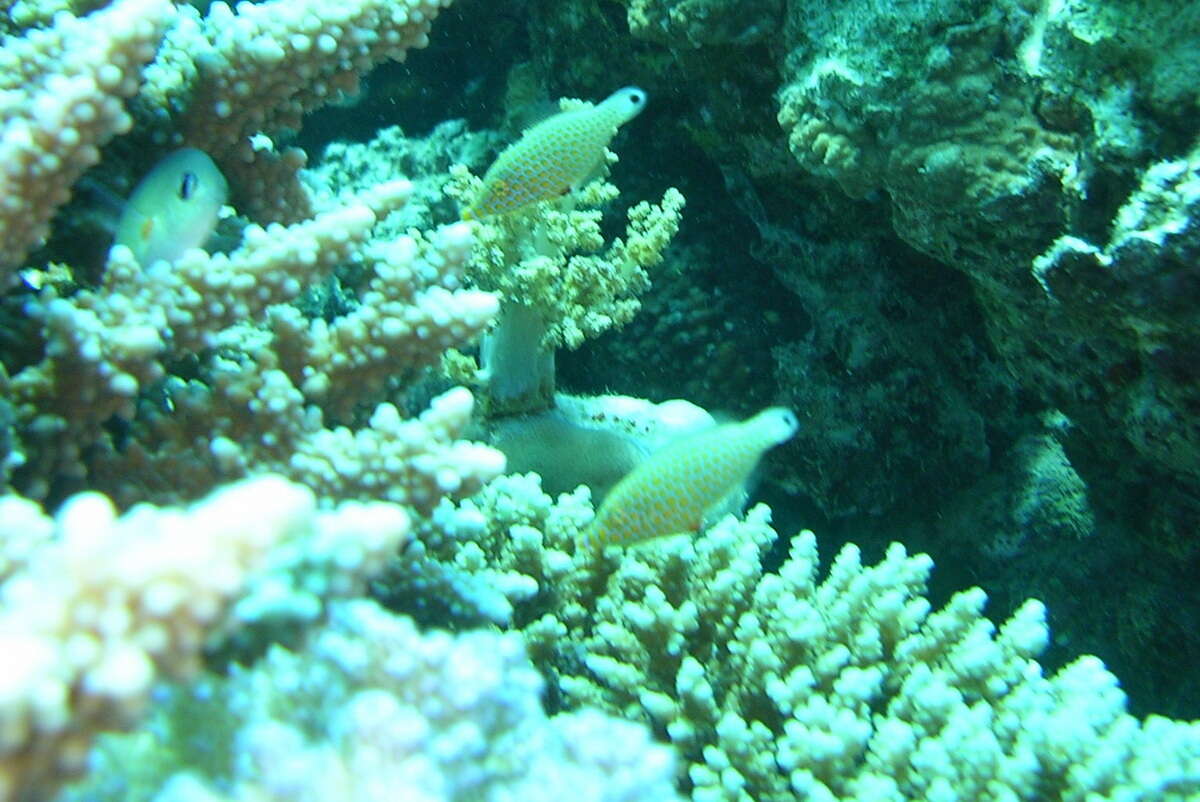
[179, 171, 198, 200]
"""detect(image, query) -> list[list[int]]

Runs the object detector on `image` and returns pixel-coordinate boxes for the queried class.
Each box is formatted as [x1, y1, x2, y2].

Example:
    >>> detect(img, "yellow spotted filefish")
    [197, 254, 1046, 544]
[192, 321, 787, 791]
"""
[114, 148, 228, 268]
[462, 87, 647, 220]
[581, 407, 799, 550]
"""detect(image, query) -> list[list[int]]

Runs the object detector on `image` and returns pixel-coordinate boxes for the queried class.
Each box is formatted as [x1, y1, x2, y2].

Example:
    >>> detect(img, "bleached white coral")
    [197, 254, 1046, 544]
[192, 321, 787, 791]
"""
[93, 600, 681, 802]
[0, 476, 411, 800]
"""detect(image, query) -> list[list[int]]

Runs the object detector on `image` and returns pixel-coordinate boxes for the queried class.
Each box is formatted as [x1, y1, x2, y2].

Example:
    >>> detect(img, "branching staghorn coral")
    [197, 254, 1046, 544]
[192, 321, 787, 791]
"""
[0, 0, 174, 277]
[381, 473, 1200, 802]
[17, 181, 411, 428]
[158, 0, 454, 222]
[4, 0, 1197, 798]
[445, 160, 684, 417]
[9, 182, 501, 507]
[0, 0, 701, 800]
[0, 0, 455, 273]
[451, 166, 686, 352]
[0, 0, 502, 511]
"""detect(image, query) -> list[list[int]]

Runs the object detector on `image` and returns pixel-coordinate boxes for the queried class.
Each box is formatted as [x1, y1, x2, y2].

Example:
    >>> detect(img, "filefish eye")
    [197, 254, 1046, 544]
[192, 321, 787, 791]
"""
[630, 91, 644, 105]
[178, 171, 198, 200]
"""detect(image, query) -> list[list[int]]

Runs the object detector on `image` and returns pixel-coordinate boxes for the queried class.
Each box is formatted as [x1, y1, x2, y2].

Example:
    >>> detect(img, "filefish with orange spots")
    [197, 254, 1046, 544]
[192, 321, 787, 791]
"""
[114, 148, 228, 268]
[462, 87, 647, 220]
[581, 407, 799, 550]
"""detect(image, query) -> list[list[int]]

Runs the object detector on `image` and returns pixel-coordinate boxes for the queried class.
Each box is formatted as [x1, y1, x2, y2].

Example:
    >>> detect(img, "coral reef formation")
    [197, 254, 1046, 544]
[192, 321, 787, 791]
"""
[526, 0, 1200, 711]
[1, 0, 1198, 799]
[353, 475, 1200, 801]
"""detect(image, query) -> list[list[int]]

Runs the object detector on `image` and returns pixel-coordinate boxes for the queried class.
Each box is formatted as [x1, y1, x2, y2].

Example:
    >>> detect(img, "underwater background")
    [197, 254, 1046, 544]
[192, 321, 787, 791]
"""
[1, 0, 1198, 799]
